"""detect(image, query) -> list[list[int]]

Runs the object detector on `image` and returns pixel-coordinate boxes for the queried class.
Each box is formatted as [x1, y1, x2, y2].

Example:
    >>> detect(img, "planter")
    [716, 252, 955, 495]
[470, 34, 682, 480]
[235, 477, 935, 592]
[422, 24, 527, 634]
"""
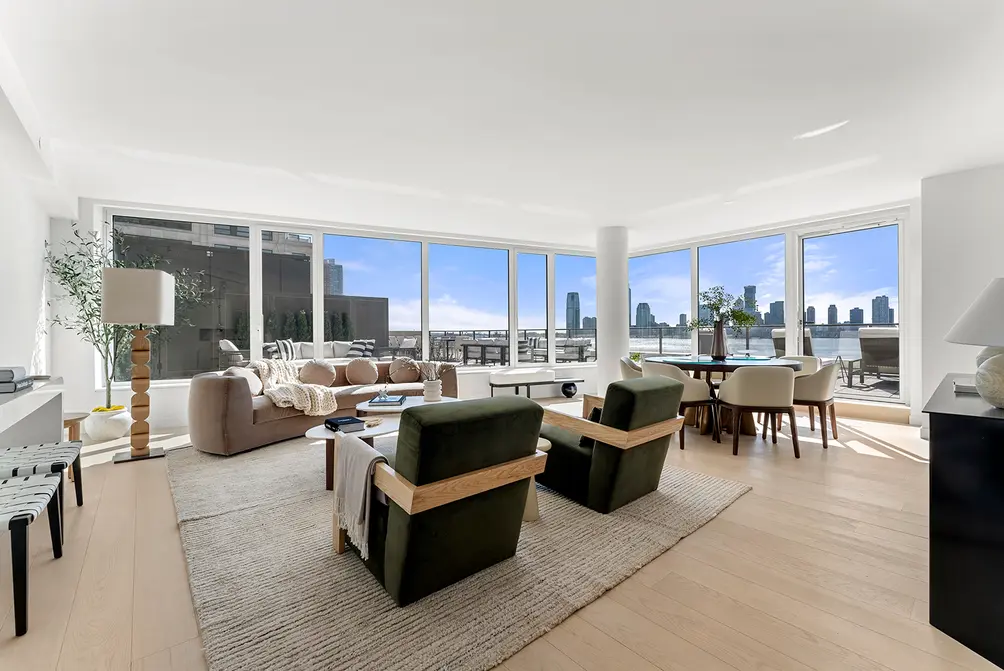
[83, 408, 132, 442]
[710, 320, 728, 361]
[423, 379, 443, 402]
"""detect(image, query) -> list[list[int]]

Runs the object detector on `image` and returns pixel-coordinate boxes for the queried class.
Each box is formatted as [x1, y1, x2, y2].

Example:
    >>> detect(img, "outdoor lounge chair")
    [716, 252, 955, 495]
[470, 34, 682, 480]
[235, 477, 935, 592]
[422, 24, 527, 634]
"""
[858, 327, 900, 380]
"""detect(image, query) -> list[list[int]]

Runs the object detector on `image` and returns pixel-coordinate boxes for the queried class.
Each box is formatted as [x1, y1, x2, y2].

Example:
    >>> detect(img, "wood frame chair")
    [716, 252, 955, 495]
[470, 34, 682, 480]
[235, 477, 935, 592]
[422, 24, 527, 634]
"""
[717, 367, 800, 459]
[334, 449, 547, 553]
[541, 394, 684, 450]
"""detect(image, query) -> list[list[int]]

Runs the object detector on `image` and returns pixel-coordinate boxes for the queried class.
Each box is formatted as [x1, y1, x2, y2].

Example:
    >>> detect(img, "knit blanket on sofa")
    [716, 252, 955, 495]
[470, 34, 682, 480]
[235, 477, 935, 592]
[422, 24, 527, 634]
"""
[247, 359, 340, 417]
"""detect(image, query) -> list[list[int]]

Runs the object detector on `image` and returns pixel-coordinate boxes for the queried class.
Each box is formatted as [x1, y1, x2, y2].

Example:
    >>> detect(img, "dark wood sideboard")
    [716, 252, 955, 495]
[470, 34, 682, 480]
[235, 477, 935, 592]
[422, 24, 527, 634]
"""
[924, 374, 1004, 667]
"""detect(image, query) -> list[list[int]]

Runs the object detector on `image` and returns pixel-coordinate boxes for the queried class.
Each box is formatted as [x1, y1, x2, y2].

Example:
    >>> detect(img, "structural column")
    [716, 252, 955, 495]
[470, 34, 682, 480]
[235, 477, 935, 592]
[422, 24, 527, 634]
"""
[596, 226, 630, 392]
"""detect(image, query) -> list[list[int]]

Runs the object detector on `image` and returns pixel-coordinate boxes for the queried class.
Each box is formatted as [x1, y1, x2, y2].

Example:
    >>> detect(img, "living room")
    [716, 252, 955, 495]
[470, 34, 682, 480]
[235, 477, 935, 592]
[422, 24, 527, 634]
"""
[2, 2, 1004, 670]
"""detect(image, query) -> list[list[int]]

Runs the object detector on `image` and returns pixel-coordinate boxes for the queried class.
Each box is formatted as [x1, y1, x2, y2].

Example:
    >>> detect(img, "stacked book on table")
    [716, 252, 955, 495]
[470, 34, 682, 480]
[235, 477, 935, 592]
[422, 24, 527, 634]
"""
[0, 367, 32, 394]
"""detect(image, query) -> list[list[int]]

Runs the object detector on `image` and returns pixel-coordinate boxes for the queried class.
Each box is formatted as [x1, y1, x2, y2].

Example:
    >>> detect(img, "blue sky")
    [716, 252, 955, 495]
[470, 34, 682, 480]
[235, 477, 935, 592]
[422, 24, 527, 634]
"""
[324, 225, 897, 331]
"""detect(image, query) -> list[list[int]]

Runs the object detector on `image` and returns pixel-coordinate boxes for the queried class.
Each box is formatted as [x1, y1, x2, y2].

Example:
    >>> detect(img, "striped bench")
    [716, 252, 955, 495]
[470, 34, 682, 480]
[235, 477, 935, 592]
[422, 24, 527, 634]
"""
[1, 472, 62, 636]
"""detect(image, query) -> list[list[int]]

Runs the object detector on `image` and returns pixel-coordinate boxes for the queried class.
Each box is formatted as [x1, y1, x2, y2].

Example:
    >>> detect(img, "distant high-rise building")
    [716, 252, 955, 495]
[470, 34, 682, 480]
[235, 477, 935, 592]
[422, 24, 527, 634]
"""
[871, 295, 891, 325]
[698, 304, 712, 322]
[827, 304, 838, 325]
[769, 300, 784, 325]
[889, 308, 895, 323]
[733, 298, 743, 311]
[805, 306, 816, 324]
[323, 259, 344, 295]
[636, 303, 653, 328]
[743, 285, 757, 314]
[678, 313, 687, 327]
[582, 316, 596, 329]
[565, 292, 581, 330]
[849, 307, 864, 324]
[628, 286, 632, 326]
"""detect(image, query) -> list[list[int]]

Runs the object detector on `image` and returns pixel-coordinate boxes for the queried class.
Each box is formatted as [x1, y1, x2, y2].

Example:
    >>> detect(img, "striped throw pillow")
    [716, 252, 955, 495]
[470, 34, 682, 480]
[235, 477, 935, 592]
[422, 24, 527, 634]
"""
[276, 339, 295, 360]
[364, 340, 376, 357]
[346, 339, 368, 358]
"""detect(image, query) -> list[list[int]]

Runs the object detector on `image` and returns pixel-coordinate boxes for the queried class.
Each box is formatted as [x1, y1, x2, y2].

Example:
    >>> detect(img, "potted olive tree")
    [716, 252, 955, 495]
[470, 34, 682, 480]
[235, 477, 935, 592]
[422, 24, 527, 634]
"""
[46, 225, 209, 440]
[688, 286, 758, 360]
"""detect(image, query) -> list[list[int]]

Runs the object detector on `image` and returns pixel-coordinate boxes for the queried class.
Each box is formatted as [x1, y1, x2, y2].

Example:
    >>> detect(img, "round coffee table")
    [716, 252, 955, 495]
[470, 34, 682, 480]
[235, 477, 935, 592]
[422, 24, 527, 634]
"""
[307, 418, 401, 491]
[355, 396, 460, 416]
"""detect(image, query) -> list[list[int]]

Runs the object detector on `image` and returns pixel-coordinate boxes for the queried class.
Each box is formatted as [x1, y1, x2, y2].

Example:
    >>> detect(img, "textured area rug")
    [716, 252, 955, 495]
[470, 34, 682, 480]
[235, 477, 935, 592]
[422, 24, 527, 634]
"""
[168, 437, 750, 671]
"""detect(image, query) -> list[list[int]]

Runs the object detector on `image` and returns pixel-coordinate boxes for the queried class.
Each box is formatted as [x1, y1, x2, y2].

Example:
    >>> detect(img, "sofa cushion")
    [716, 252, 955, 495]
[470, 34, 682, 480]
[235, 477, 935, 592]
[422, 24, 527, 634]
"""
[225, 366, 263, 396]
[579, 406, 602, 448]
[330, 340, 351, 357]
[346, 358, 379, 385]
[389, 357, 421, 383]
[299, 359, 336, 386]
[252, 396, 303, 423]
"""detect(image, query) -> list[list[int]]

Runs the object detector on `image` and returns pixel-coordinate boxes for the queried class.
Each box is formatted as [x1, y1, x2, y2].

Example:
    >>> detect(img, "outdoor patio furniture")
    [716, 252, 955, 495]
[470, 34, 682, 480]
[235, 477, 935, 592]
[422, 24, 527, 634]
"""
[771, 329, 814, 357]
[219, 339, 249, 368]
[858, 327, 900, 381]
[619, 356, 642, 379]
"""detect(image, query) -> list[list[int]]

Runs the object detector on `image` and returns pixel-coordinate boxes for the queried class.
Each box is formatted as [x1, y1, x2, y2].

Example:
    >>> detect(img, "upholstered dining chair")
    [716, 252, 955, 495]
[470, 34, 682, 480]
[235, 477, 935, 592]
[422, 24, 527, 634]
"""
[792, 363, 841, 449]
[641, 360, 718, 446]
[758, 355, 818, 425]
[718, 367, 800, 458]
[537, 377, 684, 513]
[619, 356, 642, 380]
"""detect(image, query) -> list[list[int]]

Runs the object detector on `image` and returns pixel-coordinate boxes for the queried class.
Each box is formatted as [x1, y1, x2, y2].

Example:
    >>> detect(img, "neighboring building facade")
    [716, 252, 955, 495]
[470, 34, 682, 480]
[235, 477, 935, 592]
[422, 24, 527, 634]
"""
[678, 313, 687, 327]
[743, 285, 757, 313]
[827, 304, 838, 324]
[636, 302, 653, 328]
[871, 295, 891, 324]
[849, 307, 865, 324]
[766, 300, 784, 325]
[582, 316, 597, 329]
[323, 259, 344, 295]
[565, 292, 581, 330]
[805, 306, 816, 324]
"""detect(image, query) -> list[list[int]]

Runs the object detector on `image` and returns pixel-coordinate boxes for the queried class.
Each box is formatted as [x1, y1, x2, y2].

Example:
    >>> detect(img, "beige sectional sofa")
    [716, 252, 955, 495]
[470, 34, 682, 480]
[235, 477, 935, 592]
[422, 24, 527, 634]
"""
[188, 360, 457, 456]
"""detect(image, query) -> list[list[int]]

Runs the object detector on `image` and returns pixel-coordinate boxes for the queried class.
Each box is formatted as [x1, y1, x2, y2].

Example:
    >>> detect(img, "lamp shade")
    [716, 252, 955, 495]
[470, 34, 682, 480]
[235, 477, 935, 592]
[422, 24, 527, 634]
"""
[101, 268, 176, 325]
[945, 278, 1004, 347]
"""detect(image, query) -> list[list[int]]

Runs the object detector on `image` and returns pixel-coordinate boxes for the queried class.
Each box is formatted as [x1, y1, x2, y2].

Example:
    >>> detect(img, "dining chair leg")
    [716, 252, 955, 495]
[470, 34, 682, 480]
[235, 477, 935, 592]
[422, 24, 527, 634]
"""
[679, 419, 686, 450]
[711, 404, 721, 443]
[761, 412, 768, 440]
[829, 404, 838, 439]
[757, 412, 763, 425]
[770, 412, 777, 444]
[788, 409, 801, 458]
[808, 406, 815, 431]
[732, 409, 741, 456]
[818, 403, 829, 449]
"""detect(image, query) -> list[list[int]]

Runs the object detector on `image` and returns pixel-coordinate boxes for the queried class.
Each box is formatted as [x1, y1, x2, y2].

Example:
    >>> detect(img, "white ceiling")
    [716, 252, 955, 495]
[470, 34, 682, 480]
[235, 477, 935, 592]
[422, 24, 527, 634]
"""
[2, 0, 1003, 249]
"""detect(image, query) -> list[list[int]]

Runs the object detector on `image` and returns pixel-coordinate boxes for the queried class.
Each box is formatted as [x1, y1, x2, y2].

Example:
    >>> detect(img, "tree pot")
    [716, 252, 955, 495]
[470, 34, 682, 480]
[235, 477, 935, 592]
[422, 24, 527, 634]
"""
[83, 408, 132, 442]
[710, 320, 728, 361]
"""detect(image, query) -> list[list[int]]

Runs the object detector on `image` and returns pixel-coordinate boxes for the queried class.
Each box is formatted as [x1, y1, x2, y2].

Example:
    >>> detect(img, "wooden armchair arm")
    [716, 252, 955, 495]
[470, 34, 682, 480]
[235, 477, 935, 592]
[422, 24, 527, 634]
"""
[582, 394, 604, 418]
[373, 450, 547, 515]
[542, 407, 683, 450]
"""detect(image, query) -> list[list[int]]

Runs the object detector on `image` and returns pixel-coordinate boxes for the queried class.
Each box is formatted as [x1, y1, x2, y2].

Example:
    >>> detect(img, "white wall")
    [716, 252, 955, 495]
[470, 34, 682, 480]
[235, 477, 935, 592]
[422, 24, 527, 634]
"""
[0, 160, 50, 374]
[921, 163, 1004, 412]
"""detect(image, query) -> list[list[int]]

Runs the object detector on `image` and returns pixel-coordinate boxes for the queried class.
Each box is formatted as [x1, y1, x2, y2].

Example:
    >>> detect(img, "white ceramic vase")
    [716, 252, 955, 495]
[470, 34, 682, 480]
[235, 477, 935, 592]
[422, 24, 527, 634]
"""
[975, 353, 1004, 409]
[83, 408, 132, 442]
[423, 379, 443, 402]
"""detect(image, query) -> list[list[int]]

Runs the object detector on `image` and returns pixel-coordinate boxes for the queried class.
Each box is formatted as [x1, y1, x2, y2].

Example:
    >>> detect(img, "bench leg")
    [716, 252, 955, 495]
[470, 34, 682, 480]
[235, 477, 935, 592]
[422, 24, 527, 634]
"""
[72, 455, 83, 506]
[11, 518, 28, 636]
[47, 490, 63, 558]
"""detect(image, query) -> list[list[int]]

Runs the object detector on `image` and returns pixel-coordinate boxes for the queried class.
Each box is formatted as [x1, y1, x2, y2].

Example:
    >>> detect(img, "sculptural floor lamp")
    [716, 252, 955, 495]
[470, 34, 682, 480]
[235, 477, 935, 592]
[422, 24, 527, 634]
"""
[101, 268, 176, 463]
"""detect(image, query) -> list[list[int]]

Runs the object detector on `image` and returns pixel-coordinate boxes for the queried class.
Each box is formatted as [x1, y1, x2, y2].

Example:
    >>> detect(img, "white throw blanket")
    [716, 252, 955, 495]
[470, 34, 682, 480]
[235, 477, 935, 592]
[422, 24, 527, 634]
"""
[248, 359, 339, 416]
[334, 434, 387, 560]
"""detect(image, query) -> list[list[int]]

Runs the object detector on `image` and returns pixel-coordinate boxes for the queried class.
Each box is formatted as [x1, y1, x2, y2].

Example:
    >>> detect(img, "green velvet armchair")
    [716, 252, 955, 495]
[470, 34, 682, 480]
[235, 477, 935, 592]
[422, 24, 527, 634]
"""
[537, 377, 684, 514]
[337, 396, 546, 606]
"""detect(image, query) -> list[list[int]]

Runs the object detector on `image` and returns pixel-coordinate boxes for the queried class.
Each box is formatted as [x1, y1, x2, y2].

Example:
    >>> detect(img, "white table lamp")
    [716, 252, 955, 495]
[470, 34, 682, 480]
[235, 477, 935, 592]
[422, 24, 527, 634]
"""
[101, 268, 175, 462]
[946, 277, 1004, 408]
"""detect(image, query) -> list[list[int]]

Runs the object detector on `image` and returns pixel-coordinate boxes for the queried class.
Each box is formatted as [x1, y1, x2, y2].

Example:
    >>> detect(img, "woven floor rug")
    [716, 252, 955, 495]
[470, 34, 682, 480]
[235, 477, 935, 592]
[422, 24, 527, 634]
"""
[167, 437, 750, 671]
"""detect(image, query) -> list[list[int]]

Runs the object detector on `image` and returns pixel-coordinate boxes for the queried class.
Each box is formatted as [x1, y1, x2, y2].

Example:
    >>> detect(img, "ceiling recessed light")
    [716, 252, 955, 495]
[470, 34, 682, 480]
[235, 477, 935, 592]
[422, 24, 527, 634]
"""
[794, 120, 850, 140]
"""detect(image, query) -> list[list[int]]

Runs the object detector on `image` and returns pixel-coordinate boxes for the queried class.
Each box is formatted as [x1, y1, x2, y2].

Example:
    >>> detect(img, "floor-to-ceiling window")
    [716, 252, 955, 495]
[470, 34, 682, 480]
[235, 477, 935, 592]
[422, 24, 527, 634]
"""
[554, 254, 597, 362]
[427, 243, 510, 366]
[517, 253, 549, 363]
[802, 224, 900, 402]
[628, 249, 691, 356]
[697, 234, 785, 357]
[261, 231, 313, 358]
[111, 215, 248, 379]
[322, 234, 422, 359]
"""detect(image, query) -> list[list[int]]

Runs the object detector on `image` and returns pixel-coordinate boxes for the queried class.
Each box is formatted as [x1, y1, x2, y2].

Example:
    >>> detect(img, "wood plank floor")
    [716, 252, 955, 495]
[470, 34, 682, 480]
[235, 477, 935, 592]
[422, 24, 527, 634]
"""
[0, 410, 997, 671]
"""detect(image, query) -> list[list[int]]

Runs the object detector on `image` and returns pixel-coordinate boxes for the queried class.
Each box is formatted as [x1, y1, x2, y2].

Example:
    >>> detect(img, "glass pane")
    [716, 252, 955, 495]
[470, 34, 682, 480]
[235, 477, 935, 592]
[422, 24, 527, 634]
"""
[428, 244, 509, 366]
[111, 215, 248, 379]
[697, 234, 785, 357]
[554, 254, 597, 362]
[803, 224, 900, 402]
[322, 234, 422, 359]
[262, 230, 313, 358]
[628, 250, 691, 357]
[517, 253, 548, 363]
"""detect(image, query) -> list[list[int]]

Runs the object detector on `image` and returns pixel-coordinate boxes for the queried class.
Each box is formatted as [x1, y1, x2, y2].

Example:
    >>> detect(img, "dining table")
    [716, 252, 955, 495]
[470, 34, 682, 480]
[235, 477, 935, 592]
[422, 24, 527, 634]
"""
[644, 355, 804, 436]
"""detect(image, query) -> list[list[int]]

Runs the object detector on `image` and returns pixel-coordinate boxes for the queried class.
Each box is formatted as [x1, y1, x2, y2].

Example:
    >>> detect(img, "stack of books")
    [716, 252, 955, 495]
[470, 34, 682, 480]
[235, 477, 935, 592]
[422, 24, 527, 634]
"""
[368, 395, 406, 406]
[0, 367, 32, 394]
[324, 416, 366, 433]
